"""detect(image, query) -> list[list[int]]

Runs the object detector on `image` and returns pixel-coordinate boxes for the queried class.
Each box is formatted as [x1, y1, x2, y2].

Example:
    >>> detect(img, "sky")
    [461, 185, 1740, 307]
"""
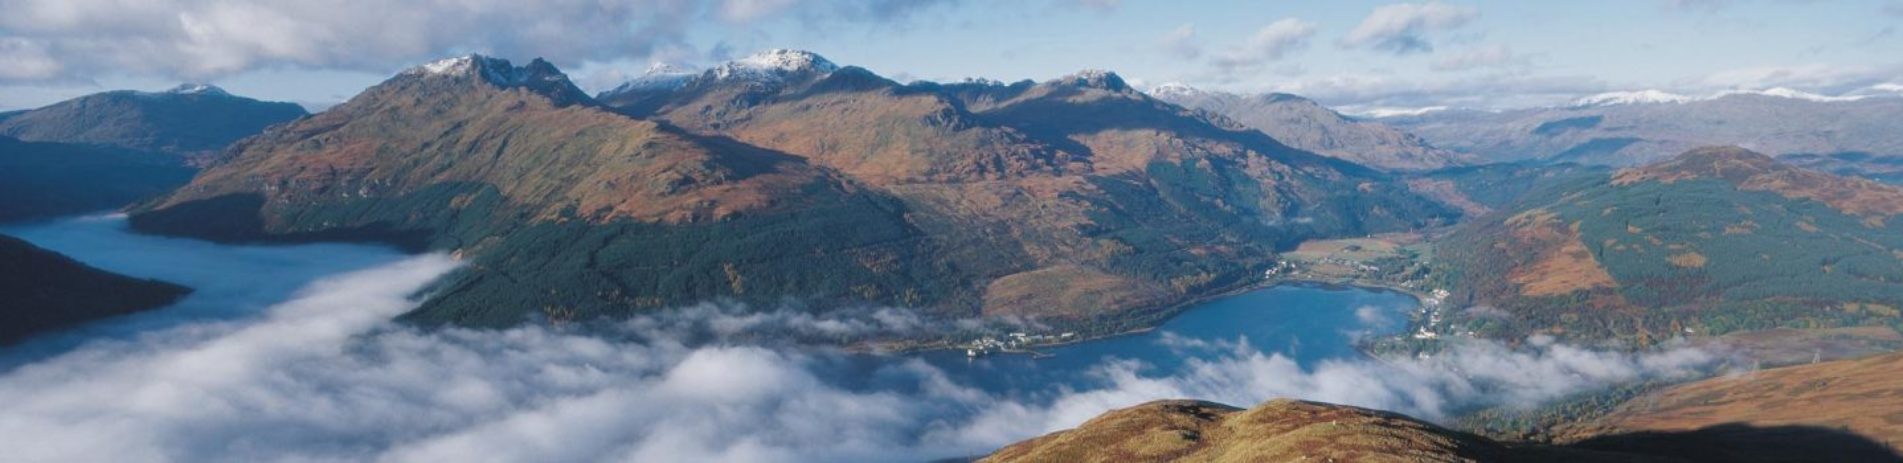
[0, 0, 1899, 112]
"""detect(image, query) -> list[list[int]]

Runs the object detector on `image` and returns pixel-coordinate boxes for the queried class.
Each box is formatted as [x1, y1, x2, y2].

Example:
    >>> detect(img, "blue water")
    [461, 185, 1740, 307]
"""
[909, 286, 1413, 398]
[0, 215, 408, 367]
[2, 214, 1415, 399]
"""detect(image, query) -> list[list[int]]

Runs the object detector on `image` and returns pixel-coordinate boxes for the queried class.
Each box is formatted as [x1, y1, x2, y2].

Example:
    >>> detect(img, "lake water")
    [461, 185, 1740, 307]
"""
[828, 286, 1415, 400]
[1, 214, 1414, 393]
[0, 215, 410, 367]
[0, 214, 1443, 461]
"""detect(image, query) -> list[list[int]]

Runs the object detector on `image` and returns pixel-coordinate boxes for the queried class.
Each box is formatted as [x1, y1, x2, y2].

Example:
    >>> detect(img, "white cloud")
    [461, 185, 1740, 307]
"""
[0, 217, 1728, 463]
[1159, 23, 1202, 60]
[0, 38, 62, 81]
[1680, 63, 1903, 95]
[1213, 18, 1318, 70]
[0, 247, 1725, 462]
[1341, 1, 1479, 54]
[1430, 44, 1521, 71]
[0, 0, 704, 82]
[718, 0, 800, 23]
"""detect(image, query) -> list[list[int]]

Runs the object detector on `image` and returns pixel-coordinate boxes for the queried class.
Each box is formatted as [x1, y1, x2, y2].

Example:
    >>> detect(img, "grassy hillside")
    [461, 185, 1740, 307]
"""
[1434, 147, 1903, 343]
[0, 85, 306, 162]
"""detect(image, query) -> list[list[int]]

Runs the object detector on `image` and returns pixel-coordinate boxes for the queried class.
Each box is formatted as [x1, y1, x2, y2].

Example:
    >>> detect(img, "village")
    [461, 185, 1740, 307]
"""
[964, 331, 1078, 358]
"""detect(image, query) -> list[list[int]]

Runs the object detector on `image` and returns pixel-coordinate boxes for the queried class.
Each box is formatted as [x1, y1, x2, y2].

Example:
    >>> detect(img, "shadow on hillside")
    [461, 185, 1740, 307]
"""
[1569, 423, 1903, 463]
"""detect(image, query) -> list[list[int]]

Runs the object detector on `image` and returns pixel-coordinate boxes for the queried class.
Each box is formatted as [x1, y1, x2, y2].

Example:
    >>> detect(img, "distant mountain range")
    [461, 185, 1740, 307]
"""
[129, 50, 1453, 328]
[1431, 146, 1903, 344]
[0, 84, 306, 164]
[0, 136, 196, 222]
[0, 85, 303, 221]
[1382, 92, 1903, 172]
[0, 234, 188, 344]
[1147, 83, 1471, 171]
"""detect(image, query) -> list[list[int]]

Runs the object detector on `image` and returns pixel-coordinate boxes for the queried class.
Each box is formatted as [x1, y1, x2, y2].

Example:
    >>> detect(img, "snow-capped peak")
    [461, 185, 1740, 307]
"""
[403, 54, 570, 87]
[1571, 90, 1692, 107]
[163, 83, 230, 96]
[1147, 82, 1205, 99]
[1721, 87, 1864, 102]
[1052, 69, 1129, 91]
[710, 49, 838, 81]
[603, 62, 701, 95]
[1345, 106, 1452, 118]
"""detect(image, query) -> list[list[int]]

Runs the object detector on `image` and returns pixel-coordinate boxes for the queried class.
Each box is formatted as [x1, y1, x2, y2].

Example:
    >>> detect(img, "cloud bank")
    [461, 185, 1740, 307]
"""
[1341, 1, 1479, 54]
[0, 248, 1725, 463]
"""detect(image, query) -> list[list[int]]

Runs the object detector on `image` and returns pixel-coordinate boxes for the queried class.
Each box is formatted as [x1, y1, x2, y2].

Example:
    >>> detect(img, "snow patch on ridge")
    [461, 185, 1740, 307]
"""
[1571, 89, 1693, 107]
[710, 49, 838, 82]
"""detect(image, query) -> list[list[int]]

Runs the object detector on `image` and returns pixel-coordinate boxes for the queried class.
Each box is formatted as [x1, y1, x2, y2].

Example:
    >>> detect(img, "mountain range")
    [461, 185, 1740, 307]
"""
[1382, 93, 1903, 172]
[1148, 83, 1471, 171]
[129, 50, 1453, 329]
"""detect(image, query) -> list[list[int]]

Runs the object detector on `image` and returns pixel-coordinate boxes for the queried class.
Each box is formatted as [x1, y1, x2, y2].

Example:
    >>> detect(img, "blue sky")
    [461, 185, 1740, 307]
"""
[1, 0, 1899, 112]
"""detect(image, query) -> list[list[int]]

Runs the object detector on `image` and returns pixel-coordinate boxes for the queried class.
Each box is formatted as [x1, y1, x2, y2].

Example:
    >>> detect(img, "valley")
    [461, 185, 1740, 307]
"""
[4, 4, 1903, 459]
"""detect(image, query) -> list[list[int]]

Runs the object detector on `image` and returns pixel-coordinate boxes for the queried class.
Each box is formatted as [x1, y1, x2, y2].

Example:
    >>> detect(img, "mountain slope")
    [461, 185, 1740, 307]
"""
[1561, 351, 1903, 451]
[1152, 85, 1468, 171]
[1384, 95, 1903, 168]
[1434, 146, 1903, 343]
[131, 55, 933, 327]
[0, 135, 196, 222]
[0, 84, 307, 162]
[987, 397, 1901, 463]
[599, 51, 1453, 319]
[133, 52, 1452, 329]
[0, 234, 190, 344]
[981, 399, 1685, 462]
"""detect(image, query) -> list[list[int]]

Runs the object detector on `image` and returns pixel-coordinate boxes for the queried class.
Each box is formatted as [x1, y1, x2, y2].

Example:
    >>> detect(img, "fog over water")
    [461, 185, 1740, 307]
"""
[0, 215, 1721, 463]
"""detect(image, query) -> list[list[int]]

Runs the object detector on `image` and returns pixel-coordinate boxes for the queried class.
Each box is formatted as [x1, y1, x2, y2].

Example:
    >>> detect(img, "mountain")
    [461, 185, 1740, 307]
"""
[0, 135, 197, 222]
[1147, 83, 1469, 171]
[986, 397, 1903, 463]
[1433, 146, 1903, 343]
[131, 51, 1452, 330]
[0, 234, 190, 344]
[1383, 94, 1903, 170]
[0, 84, 307, 163]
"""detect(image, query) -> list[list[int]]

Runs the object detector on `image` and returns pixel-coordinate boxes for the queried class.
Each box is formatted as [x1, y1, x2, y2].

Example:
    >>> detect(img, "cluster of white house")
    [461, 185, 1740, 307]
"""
[966, 331, 1077, 357]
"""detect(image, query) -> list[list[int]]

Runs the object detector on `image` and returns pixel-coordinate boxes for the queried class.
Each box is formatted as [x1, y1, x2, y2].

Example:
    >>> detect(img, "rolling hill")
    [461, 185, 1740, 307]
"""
[1433, 146, 1903, 343]
[982, 398, 1894, 462]
[0, 84, 307, 163]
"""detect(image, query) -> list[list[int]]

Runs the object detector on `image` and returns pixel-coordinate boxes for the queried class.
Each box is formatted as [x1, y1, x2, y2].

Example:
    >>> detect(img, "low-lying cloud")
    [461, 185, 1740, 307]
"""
[0, 247, 1726, 463]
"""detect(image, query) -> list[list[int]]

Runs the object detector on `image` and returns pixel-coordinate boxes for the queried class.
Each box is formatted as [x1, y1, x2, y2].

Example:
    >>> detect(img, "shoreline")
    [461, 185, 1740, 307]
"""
[859, 276, 1428, 357]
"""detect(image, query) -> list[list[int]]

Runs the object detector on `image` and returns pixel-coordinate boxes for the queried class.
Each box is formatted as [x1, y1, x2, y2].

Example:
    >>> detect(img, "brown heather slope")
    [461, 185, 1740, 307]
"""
[1433, 146, 1903, 343]
[985, 398, 1903, 463]
[982, 399, 1683, 463]
[1563, 351, 1903, 449]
